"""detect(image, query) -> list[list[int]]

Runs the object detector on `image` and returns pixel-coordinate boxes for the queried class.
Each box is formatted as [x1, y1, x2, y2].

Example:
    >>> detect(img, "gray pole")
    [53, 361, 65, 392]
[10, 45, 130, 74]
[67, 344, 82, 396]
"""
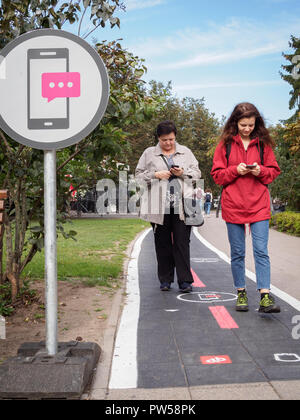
[44, 150, 58, 355]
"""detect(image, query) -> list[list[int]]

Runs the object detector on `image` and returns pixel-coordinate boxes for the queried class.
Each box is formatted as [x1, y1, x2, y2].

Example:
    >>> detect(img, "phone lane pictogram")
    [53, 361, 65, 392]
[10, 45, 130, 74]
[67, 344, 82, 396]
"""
[42, 71, 80, 103]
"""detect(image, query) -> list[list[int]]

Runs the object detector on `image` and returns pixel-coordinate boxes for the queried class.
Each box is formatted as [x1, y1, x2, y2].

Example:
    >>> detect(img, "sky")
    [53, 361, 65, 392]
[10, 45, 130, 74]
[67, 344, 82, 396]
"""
[75, 0, 300, 126]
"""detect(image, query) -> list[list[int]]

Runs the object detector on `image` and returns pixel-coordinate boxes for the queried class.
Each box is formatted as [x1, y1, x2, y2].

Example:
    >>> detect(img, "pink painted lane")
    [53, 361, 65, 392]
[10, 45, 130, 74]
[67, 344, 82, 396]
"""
[191, 268, 206, 288]
[209, 305, 239, 329]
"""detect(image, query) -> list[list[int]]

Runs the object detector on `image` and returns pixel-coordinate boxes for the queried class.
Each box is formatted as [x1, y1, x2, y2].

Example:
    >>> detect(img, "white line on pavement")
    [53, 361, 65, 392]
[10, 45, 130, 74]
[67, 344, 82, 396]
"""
[109, 228, 151, 389]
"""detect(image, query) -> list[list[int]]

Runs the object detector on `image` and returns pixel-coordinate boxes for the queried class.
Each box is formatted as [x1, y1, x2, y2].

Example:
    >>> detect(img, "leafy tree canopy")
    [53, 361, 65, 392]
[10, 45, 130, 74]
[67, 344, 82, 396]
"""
[280, 35, 300, 121]
[0, 0, 124, 48]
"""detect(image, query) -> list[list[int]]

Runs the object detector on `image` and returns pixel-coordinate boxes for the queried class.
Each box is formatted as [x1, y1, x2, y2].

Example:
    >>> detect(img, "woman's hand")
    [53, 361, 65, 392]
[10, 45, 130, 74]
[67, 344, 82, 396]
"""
[250, 162, 261, 176]
[237, 163, 250, 176]
[170, 167, 184, 177]
[155, 170, 172, 180]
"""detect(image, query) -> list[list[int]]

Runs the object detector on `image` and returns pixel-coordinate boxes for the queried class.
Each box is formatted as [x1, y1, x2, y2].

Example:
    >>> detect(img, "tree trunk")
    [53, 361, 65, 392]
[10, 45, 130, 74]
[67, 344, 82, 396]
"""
[20, 243, 38, 274]
[4, 211, 15, 298]
[7, 272, 18, 303]
[0, 224, 4, 285]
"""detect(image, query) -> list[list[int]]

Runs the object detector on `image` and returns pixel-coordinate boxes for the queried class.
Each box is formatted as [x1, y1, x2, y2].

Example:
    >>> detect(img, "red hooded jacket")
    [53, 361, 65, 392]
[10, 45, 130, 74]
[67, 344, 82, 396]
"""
[211, 134, 280, 224]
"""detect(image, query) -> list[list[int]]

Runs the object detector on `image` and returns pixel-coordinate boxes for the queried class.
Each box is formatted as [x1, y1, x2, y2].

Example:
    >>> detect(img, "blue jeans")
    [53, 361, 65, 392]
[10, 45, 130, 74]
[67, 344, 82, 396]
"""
[226, 220, 270, 290]
[204, 202, 211, 214]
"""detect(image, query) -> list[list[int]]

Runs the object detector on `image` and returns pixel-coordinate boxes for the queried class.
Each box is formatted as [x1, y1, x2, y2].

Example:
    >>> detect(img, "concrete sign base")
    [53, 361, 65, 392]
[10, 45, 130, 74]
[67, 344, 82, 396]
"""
[0, 316, 5, 339]
[0, 341, 101, 400]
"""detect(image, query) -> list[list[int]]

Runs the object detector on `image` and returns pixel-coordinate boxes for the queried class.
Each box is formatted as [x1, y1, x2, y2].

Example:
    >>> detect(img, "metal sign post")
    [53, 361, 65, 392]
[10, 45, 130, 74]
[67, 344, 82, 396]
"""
[0, 29, 109, 356]
[44, 150, 58, 355]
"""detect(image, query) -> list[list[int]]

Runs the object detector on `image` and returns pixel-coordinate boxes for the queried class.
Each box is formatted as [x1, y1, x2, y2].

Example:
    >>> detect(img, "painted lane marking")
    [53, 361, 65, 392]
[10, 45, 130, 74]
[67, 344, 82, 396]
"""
[177, 291, 237, 303]
[209, 305, 239, 329]
[199, 293, 221, 301]
[191, 257, 219, 263]
[274, 353, 300, 362]
[193, 228, 300, 312]
[191, 268, 206, 287]
[200, 355, 232, 365]
[109, 227, 152, 389]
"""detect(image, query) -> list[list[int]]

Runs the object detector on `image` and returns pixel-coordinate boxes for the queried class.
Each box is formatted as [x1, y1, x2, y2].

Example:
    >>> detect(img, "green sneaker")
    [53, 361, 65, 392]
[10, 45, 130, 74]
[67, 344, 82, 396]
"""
[236, 289, 249, 312]
[259, 293, 281, 313]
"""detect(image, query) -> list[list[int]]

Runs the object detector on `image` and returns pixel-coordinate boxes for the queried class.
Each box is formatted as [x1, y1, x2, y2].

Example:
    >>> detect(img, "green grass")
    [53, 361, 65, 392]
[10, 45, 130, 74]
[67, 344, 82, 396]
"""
[21, 218, 147, 283]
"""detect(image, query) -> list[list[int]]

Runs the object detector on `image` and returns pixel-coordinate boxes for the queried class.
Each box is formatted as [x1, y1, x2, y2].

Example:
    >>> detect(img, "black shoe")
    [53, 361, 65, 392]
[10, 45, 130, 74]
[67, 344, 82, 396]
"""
[179, 282, 192, 293]
[259, 293, 281, 313]
[160, 282, 171, 291]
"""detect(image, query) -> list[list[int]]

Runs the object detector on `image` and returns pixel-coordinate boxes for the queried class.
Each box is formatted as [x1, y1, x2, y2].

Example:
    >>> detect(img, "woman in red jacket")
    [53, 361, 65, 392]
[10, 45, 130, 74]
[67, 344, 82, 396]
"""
[211, 102, 281, 313]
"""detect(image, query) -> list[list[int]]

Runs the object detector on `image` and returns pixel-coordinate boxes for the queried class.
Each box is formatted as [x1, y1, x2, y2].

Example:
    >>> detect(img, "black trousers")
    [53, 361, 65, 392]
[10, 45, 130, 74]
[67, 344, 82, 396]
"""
[151, 209, 193, 286]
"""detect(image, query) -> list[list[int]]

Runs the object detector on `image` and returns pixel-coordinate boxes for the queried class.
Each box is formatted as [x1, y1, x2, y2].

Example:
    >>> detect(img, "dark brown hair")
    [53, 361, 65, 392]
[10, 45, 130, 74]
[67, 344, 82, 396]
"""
[155, 120, 177, 139]
[219, 102, 275, 148]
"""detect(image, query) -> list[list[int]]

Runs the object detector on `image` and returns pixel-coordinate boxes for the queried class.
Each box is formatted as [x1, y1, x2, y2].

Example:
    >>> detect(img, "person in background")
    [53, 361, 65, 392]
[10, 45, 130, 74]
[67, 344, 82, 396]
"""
[204, 189, 213, 215]
[195, 186, 204, 214]
[211, 102, 281, 313]
[135, 121, 201, 293]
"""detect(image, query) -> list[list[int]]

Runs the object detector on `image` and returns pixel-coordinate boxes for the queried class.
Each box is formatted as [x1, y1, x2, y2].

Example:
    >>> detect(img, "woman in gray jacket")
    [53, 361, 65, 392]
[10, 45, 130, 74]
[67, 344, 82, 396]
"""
[135, 121, 201, 292]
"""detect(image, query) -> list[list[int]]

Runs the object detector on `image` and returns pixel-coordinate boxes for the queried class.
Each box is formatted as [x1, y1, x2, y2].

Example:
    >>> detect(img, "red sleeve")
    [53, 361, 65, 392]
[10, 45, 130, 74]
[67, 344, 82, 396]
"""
[211, 142, 240, 186]
[257, 145, 281, 184]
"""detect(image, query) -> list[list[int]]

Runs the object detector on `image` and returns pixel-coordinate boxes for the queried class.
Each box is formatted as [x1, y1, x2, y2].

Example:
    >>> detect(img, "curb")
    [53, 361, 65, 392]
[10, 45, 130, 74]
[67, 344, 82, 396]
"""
[88, 228, 149, 400]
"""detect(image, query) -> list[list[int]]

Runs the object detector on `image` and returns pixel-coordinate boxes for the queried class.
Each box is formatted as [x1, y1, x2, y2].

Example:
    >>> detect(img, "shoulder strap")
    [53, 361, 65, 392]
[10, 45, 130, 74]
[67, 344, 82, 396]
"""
[256, 141, 264, 165]
[226, 140, 264, 165]
[160, 154, 170, 170]
[225, 142, 232, 165]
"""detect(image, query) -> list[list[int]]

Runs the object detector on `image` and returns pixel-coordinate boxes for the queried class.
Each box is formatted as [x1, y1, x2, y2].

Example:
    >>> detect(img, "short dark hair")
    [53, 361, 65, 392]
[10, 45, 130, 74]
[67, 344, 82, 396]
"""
[156, 120, 177, 138]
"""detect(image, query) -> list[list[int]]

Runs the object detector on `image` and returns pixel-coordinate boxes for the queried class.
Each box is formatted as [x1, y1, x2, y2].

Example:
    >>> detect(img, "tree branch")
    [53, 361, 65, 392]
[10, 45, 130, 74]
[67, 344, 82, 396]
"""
[78, 3, 88, 36]
[57, 140, 89, 172]
[83, 21, 103, 40]
[20, 243, 38, 274]
[0, 130, 14, 155]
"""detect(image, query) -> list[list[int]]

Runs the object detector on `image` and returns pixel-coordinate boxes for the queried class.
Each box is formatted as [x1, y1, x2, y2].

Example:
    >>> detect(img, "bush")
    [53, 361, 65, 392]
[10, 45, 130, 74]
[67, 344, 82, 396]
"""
[0, 283, 14, 316]
[0, 281, 37, 317]
[270, 211, 300, 236]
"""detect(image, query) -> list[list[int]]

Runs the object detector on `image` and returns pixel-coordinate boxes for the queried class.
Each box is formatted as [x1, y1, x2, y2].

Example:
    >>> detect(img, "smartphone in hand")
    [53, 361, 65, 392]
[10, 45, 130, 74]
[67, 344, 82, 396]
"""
[245, 164, 257, 169]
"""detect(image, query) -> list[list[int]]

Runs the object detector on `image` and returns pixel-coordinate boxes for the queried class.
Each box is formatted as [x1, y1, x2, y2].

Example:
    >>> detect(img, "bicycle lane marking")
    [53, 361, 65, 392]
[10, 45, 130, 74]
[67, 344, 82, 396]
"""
[200, 355, 232, 364]
[193, 228, 300, 312]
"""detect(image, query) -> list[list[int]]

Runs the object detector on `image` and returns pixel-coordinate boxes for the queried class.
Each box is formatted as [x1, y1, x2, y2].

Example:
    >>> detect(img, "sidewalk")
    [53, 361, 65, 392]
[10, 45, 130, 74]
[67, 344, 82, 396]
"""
[89, 215, 300, 401]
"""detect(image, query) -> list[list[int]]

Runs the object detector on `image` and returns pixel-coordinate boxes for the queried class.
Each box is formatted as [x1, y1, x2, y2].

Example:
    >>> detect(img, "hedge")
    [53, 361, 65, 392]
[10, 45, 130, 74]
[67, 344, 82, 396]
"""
[270, 211, 300, 236]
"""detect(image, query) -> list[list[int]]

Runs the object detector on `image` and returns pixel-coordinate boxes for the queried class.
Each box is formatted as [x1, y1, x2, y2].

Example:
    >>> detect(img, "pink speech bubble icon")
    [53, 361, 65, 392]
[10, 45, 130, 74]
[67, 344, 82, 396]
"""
[42, 72, 81, 102]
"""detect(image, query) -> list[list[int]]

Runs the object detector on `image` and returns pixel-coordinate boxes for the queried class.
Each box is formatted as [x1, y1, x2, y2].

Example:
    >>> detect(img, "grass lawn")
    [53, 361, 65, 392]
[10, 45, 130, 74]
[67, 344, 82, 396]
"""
[22, 218, 148, 285]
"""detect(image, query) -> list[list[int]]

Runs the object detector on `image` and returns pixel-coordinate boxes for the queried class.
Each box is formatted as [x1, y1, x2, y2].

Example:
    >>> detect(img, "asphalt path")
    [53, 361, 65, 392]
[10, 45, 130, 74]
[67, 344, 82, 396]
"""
[108, 224, 300, 392]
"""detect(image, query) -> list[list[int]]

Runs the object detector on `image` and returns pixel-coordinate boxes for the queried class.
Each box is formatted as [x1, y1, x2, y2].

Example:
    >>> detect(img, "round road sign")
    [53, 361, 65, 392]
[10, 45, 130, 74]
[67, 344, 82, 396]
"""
[0, 29, 109, 150]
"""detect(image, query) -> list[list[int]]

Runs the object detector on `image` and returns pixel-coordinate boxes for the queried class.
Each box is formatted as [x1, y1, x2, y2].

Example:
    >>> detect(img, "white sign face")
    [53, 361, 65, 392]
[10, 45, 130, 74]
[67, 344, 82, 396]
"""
[0, 29, 109, 150]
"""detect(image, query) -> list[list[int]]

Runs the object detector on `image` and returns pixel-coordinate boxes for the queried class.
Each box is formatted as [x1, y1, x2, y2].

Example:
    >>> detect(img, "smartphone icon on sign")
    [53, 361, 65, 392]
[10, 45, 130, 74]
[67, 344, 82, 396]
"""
[27, 48, 69, 129]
